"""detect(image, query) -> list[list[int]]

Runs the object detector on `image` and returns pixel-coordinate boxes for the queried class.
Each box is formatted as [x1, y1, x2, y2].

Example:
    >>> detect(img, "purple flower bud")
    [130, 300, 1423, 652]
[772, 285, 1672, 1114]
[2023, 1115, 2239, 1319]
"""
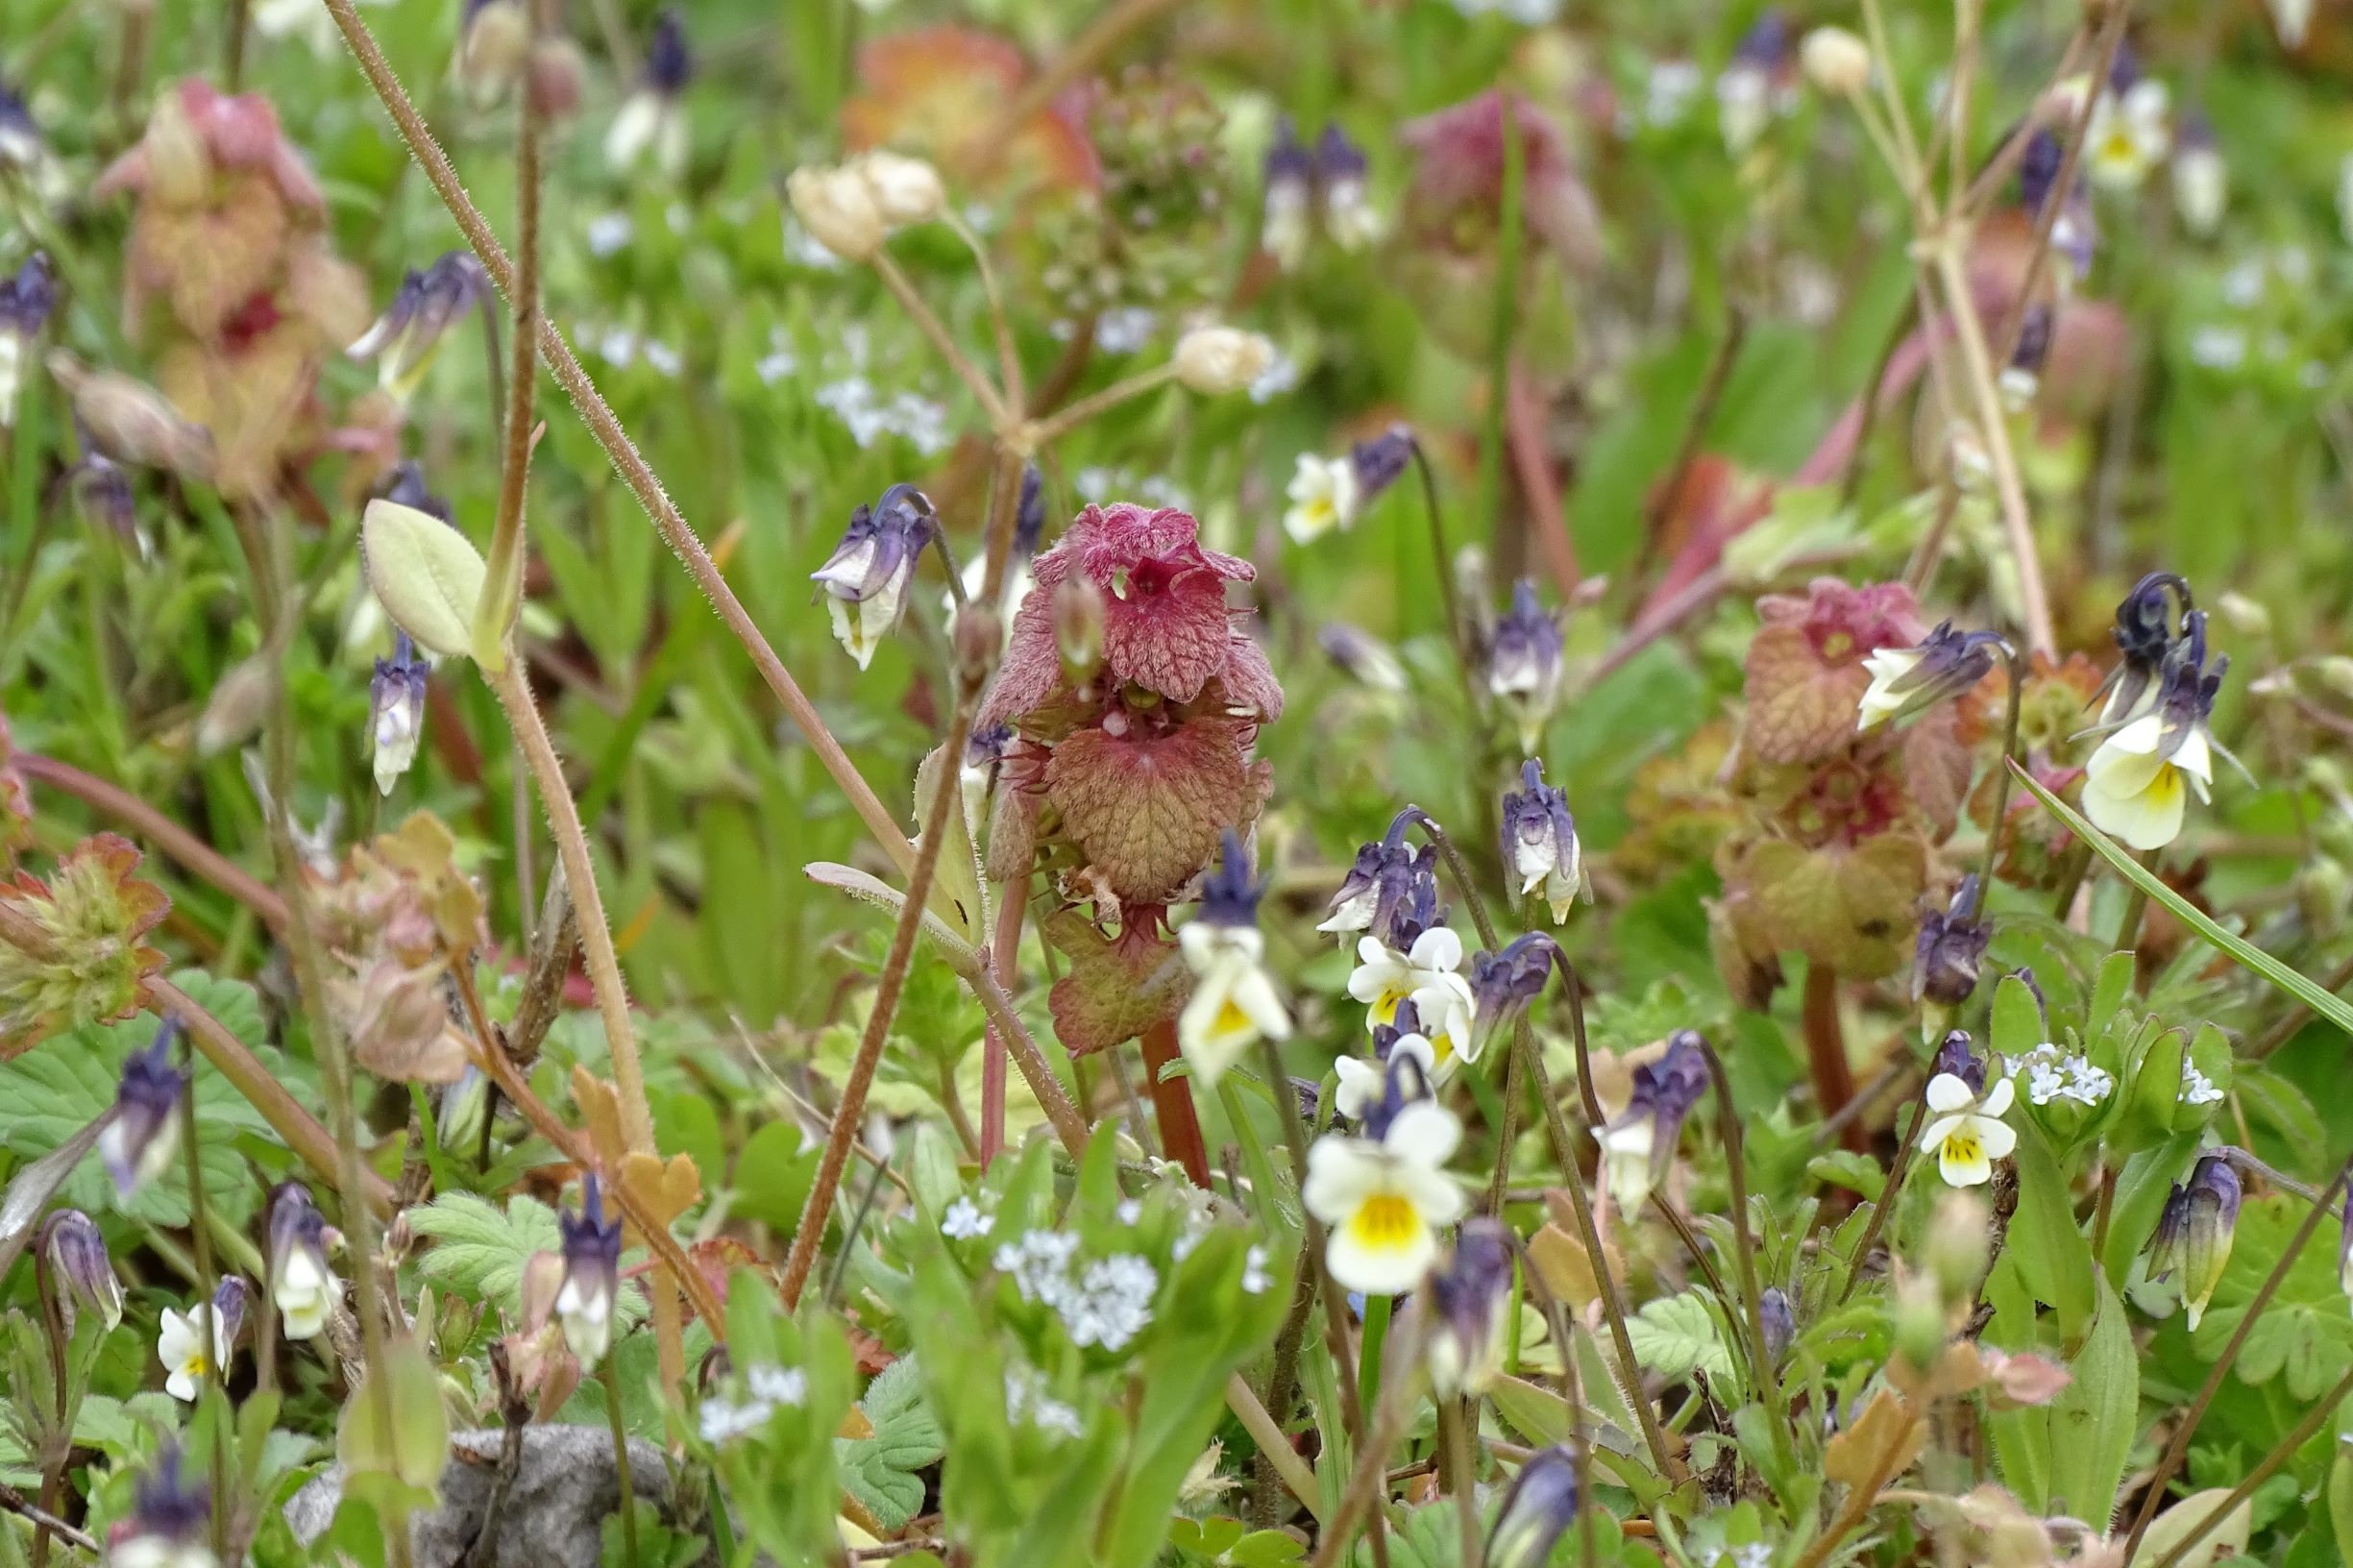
[643, 7, 692, 94]
[1196, 831, 1264, 929]
[382, 459, 453, 524]
[1930, 1030, 1984, 1096]
[99, 1022, 187, 1200]
[41, 1210, 123, 1334]
[1012, 463, 1046, 562]
[1384, 851, 1449, 951]
[1487, 1444, 1580, 1568]
[1485, 580, 1564, 754]
[1598, 1031, 1710, 1215]
[1262, 118, 1314, 269]
[1360, 1043, 1435, 1141]
[1318, 811, 1428, 943]
[1731, 8, 1790, 67]
[69, 447, 138, 550]
[1427, 1217, 1515, 1397]
[1317, 622, 1409, 693]
[812, 484, 936, 671]
[556, 1174, 623, 1365]
[369, 631, 430, 797]
[1499, 759, 1582, 923]
[2150, 1153, 2239, 1331]
[1350, 427, 1414, 507]
[2018, 128, 2069, 218]
[1856, 622, 2003, 730]
[1913, 877, 1990, 1011]
[122, 1445, 212, 1561]
[209, 1276, 250, 1355]
[1759, 1286, 1795, 1363]
[348, 251, 493, 402]
[1467, 933, 1556, 1062]
[268, 1184, 338, 1342]
[0, 253, 54, 429]
[1313, 123, 1377, 249]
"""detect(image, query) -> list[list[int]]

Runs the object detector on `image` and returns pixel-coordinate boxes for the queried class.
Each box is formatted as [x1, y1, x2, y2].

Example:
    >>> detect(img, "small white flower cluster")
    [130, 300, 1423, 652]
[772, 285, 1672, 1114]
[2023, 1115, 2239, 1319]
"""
[1074, 467, 1192, 513]
[942, 1196, 994, 1239]
[1241, 1245, 1272, 1296]
[697, 1362, 807, 1446]
[813, 377, 954, 454]
[589, 326, 683, 378]
[2178, 1063, 2225, 1106]
[2010, 1043, 2116, 1108]
[993, 1231, 1160, 1351]
[1051, 307, 1159, 356]
[1004, 1368, 1086, 1438]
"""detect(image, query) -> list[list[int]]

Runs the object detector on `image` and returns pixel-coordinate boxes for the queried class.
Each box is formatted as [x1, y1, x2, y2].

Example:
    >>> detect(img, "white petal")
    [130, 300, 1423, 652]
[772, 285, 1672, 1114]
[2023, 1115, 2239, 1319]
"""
[1974, 1116, 2019, 1162]
[1978, 1077, 2015, 1117]
[165, 1368, 198, 1403]
[1924, 1073, 1974, 1114]
[2106, 713, 2166, 756]
[1409, 927, 1463, 973]
[1383, 1098, 1462, 1168]
[1919, 1114, 1966, 1151]
[1333, 1058, 1383, 1121]
[1302, 1135, 1386, 1225]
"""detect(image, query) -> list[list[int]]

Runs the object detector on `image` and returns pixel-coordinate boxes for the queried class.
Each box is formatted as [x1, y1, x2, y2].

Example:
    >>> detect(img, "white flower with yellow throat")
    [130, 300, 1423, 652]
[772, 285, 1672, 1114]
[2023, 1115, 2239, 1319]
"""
[1303, 1060, 1465, 1296]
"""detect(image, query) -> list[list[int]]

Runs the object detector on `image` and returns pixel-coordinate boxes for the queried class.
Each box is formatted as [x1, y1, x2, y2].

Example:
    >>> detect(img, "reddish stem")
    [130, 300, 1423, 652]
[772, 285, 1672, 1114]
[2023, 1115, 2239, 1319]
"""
[1802, 964, 1863, 1151]
[1139, 1017, 1210, 1187]
[980, 876, 1029, 1169]
[1505, 358, 1579, 597]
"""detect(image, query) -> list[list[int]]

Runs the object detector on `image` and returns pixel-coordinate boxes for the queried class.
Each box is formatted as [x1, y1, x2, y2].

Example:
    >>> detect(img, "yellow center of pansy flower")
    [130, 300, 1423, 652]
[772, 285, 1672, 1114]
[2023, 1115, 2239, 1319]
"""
[1213, 996, 1252, 1037]
[1348, 1193, 1418, 1252]
[1942, 1132, 1981, 1166]
[1372, 986, 1411, 1024]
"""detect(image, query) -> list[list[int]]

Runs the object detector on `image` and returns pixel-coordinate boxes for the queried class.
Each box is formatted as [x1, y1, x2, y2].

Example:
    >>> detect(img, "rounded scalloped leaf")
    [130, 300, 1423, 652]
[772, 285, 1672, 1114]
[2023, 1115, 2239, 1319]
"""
[1730, 833, 1925, 979]
[1042, 911, 1189, 1056]
[1043, 719, 1252, 904]
[362, 499, 485, 660]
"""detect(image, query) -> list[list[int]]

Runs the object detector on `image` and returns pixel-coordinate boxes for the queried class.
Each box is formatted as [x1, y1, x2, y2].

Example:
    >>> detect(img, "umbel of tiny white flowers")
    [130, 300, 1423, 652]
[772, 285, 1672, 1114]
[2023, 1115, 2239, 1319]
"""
[110, 1445, 218, 1568]
[1176, 832, 1292, 1087]
[1485, 579, 1565, 756]
[2082, 609, 2232, 852]
[369, 630, 430, 796]
[1320, 809, 1431, 944]
[1335, 1003, 1439, 1120]
[1499, 758, 1583, 923]
[267, 1183, 339, 1342]
[605, 7, 693, 179]
[811, 483, 936, 670]
[1301, 1051, 1466, 1295]
[0, 251, 56, 429]
[1919, 1064, 2017, 1188]
[2150, 1152, 2239, 1331]
[101, 1020, 187, 1200]
[1857, 622, 2003, 731]
[1486, 1443, 1581, 1568]
[555, 1173, 623, 1366]
[1597, 1031, 1710, 1216]
[348, 251, 492, 404]
[40, 1209, 124, 1335]
[1425, 1216, 1515, 1398]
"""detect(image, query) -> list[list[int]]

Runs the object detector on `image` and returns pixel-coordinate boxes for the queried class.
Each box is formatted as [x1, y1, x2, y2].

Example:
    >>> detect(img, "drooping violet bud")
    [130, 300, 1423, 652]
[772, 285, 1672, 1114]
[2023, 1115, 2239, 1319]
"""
[40, 1210, 124, 1335]
[116, 1445, 214, 1568]
[1314, 122, 1380, 251]
[208, 1276, 249, 1358]
[1498, 759, 1582, 923]
[1012, 463, 1047, 562]
[1318, 811, 1422, 941]
[1930, 1030, 1985, 1097]
[369, 631, 430, 797]
[1486, 1444, 1581, 1568]
[605, 8, 693, 178]
[1351, 426, 1414, 505]
[2000, 304, 2054, 410]
[1466, 933, 1556, 1065]
[1261, 117, 1313, 271]
[1758, 1286, 1795, 1363]
[1426, 1216, 1515, 1398]
[1597, 1031, 1710, 1216]
[381, 459, 453, 524]
[348, 252, 492, 404]
[2094, 571, 2192, 725]
[1485, 579, 1564, 755]
[1318, 622, 1409, 693]
[99, 1021, 188, 1200]
[1855, 622, 2003, 730]
[69, 447, 139, 551]
[811, 484, 935, 671]
[1913, 876, 1991, 1016]
[267, 1184, 338, 1342]
[2149, 1153, 2239, 1331]
[0, 252, 56, 429]
[555, 1174, 623, 1366]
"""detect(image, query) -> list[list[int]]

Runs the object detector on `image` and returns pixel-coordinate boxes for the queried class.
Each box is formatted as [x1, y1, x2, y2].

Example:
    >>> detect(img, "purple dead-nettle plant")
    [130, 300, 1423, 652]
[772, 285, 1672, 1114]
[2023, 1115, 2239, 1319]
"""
[0, 250, 55, 428]
[1426, 1215, 1515, 1398]
[268, 1183, 339, 1342]
[812, 482, 938, 671]
[347, 250, 492, 403]
[40, 1209, 124, 1335]
[369, 630, 430, 796]
[100, 1019, 187, 1200]
[606, 6, 694, 179]
[1486, 578, 1565, 755]
[1597, 1029, 1711, 1216]
[2150, 1152, 2240, 1331]
[1855, 622, 2003, 731]
[556, 1173, 623, 1366]
[1499, 758, 1584, 923]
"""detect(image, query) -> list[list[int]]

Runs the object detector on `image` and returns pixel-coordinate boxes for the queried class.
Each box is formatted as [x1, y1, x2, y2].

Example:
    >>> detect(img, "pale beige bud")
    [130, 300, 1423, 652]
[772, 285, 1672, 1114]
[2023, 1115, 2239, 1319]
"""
[2215, 591, 2270, 642]
[459, 0, 531, 103]
[1924, 1188, 1990, 1308]
[196, 653, 274, 758]
[788, 164, 885, 262]
[1173, 326, 1274, 396]
[1801, 27, 1873, 96]
[49, 354, 215, 481]
[858, 149, 945, 228]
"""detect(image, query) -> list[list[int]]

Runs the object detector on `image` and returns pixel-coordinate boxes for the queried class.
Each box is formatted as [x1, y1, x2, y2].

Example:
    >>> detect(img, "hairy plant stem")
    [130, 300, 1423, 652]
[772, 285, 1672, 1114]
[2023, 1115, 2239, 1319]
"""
[321, 0, 916, 875]
[473, 34, 543, 671]
[1976, 644, 2029, 889]
[2120, 1150, 2353, 1558]
[779, 700, 975, 1310]
[600, 1357, 643, 1568]
[1835, 1097, 1925, 1307]
[1224, 1369, 1325, 1525]
[978, 875, 1027, 1167]
[29, 1237, 67, 1568]
[16, 752, 288, 930]
[482, 654, 685, 1391]
[1474, 91, 1525, 558]
[1439, 1397, 1482, 1568]
[2148, 1365, 2353, 1568]
[1304, 1310, 1419, 1568]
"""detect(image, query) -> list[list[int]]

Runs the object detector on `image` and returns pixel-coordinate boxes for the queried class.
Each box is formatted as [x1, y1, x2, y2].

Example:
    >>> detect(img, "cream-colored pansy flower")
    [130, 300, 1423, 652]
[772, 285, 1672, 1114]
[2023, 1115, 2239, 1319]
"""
[1302, 1099, 1466, 1295]
[2086, 79, 2171, 192]
[1919, 1071, 2017, 1188]
[1334, 1033, 1436, 1122]
[1283, 453, 1360, 545]
[1346, 927, 1472, 1032]
[1176, 920, 1292, 1086]
[2081, 711, 2212, 851]
[272, 1247, 335, 1341]
[156, 1305, 232, 1403]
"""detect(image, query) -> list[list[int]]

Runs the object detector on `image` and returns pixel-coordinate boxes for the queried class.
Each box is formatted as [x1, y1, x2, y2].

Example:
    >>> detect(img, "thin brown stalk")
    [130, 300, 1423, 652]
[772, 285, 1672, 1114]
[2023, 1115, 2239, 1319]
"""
[1224, 1369, 1325, 1525]
[1439, 1398, 1483, 1568]
[2120, 1150, 2353, 1558]
[1991, 9, 2127, 372]
[476, 29, 544, 669]
[2248, 949, 2353, 1060]
[17, 753, 288, 931]
[1689, 1035, 1794, 1474]
[2147, 1362, 2353, 1568]
[320, 0, 916, 875]
[1638, 311, 1748, 572]
[1835, 1098, 1924, 1307]
[871, 254, 1014, 432]
[1790, 1399, 1921, 1568]
[779, 703, 976, 1310]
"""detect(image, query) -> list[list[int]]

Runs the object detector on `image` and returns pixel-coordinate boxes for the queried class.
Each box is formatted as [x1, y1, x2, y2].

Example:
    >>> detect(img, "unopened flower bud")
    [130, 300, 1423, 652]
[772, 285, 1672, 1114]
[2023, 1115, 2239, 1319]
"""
[459, 0, 532, 105]
[1465, 933, 1556, 1063]
[268, 1184, 339, 1342]
[556, 1175, 622, 1366]
[1426, 1218, 1514, 1398]
[208, 1276, 249, 1356]
[1485, 579, 1564, 755]
[196, 653, 275, 758]
[369, 631, 430, 796]
[1913, 876, 1990, 1017]
[1487, 1445, 1581, 1568]
[1924, 1188, 1990, 1307]
[47, 353, 214, 481]
[1318, 622, 1408, 693]
[1598, 1032, 1710, 1216]
[1499, 758, 1582, 923]
[527, 37, 586, 120]
[1802, 26, 1873, 96]
[2214, 590, 2269, 642]
[1930, 1030, 1985, 1095]
[2150, 1153, 2239, 1331]
[0, 253, 56, 429]
[349, 252, 492, 404]
[1172, 326, 1274, 396]
[1261, 118, 1312, 270]
[1758, 1286, 1795, 1364]
[41, 1210, 124, 1335]
[812, 484, 933, 670]
[1052, 575, 1106, 678]
[116, 1446, 213, 1568]
[858, 149, 945, 228]
[788, 164, 885, 262]
[99, 1021, 186, 1200]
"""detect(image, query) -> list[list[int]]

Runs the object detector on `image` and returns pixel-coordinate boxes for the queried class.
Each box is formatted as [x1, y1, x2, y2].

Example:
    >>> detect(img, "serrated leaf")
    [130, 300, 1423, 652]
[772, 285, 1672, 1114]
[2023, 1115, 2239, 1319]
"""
[835, 1355, 945, 1531]
[1043, 719, 1259, 905]
[405, 1192, 561, 1316]
[1626, 1290, 1736, 1384]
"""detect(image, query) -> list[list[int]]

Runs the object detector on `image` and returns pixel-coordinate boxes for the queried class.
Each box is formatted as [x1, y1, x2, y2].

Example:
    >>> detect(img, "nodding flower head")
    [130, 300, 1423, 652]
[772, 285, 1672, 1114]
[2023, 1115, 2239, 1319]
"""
[1485, 579, 1565, 755]
[1856, 622, 2003, 731]
[1426, 1216, 1515, 1398]
[1598, 1031, 1711, 1215]
[1913, 876, 1991, 1014]
[1930, 1030, 1985, 1097]
[1498, 759, 1582, 924]
[0, 252, 56, 428]
[369, 631, 430, 797]
[268, 1183, 338, 1342]
[1319, 812, 1428, 943]
[1262, 117, 1314, 270]
[100, 1020, 188, 1200]
[1466, 932, 1556, 1062]
[118, 1445, 214, 1567]
[2096, 571, 2194, 725]
[1302, 1048, 1463, 1295]
[2084, 607, 2230, 852]
[2150, 1152, 2239, 1331]
[41, 1210, 123, 1335]
[348, 252, 491, 404]
[1336, 1001, 1440, 1120]
[1176, 832, 1291, 1085]
[811, 483, 936, 671]
[606, 8, 693, 177]
[1486, 1444, 1581, 1568]
[555, 1174, 624, 1366]
[1314, 123, 1379, 250]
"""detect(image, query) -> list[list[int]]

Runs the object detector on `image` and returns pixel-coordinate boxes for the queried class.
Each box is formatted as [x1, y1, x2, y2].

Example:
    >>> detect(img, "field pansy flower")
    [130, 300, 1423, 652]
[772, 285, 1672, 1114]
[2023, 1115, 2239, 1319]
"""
[157, 1297, 236, 1403]
[1920, 1070, 2017, 1188]
[2083, 611, 2226, 851]
[2086, 74, 2170, 192]
[1348, 924, 1473, 1033]
[1598, 1031, 1709, 1215]
[1176, 834, 1291, 1086]
[1302, 1055, 1465, 1294]
[1856, 622, 2001, 730]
